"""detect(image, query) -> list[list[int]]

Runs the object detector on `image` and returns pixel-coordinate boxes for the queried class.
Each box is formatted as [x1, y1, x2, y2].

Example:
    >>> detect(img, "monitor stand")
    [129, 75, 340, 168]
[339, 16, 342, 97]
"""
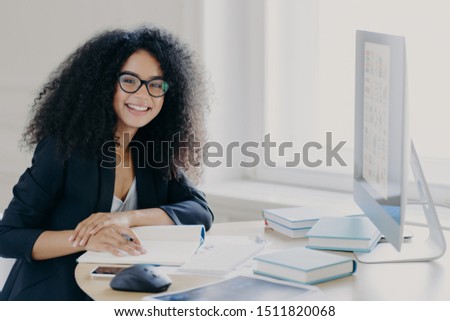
[355, 142, 446, 263]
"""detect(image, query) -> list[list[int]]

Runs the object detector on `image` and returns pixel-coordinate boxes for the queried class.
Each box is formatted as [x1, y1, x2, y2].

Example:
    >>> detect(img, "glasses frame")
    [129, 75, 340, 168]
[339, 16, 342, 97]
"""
[117, 72, 169, 98]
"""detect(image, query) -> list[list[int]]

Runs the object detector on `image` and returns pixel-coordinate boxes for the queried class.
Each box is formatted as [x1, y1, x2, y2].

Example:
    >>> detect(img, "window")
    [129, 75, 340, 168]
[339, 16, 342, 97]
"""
[254, 0, 450, 204]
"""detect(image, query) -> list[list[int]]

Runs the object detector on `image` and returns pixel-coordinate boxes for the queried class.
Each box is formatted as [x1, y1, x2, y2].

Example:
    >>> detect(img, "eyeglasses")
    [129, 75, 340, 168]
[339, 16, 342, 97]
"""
[117, 72, 169, 97]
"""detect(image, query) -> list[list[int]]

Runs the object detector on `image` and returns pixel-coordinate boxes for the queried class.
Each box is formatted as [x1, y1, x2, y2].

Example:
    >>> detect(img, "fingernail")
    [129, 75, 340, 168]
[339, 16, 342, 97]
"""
[133, 250, 141, 256]
[68, 235, 74, 242]
[140, 248, 147, 254]
[79, 240, 84, 246]
[72, 242, 78, 248]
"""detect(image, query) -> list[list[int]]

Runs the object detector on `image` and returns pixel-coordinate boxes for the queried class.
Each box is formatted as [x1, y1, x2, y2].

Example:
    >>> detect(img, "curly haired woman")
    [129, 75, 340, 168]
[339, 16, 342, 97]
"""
[0, 26, 214, 300]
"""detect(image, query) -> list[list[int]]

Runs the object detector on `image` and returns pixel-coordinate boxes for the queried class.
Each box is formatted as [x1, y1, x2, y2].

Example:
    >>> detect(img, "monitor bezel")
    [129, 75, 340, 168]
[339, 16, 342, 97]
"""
[353, 30, 408, 251]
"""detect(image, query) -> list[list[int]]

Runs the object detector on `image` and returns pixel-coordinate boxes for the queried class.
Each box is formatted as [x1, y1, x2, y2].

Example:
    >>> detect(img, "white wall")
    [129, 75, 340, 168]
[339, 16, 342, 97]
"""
[201, 0, 265, 182]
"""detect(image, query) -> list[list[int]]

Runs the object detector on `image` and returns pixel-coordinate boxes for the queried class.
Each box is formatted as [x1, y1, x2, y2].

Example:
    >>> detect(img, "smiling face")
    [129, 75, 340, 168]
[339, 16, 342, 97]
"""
[113, 50, 165, 138]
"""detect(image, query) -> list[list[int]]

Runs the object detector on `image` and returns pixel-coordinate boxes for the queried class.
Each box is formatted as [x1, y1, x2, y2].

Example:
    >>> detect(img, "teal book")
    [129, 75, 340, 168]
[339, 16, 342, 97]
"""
[253, 247, 357, 285]
[265, 219, 311, 238]
[306, 216, 382, 252]
[262, 207, 323, 229]
[262, 205, 351, 230]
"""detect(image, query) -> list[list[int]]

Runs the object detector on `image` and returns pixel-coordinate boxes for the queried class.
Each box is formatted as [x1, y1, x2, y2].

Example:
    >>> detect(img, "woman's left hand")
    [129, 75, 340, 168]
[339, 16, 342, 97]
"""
[69, 212, 132, 248]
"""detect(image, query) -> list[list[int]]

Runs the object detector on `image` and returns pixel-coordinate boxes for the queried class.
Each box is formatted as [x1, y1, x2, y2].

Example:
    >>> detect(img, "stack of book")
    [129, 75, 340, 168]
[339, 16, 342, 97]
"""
[306, 216, 382, 252]
[253, 247, 357, 285]
[263, 206, 347, 238]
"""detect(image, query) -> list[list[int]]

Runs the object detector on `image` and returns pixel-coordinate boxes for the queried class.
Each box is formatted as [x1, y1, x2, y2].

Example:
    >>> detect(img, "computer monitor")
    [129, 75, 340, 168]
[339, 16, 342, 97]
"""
[353, 30, 446, 263]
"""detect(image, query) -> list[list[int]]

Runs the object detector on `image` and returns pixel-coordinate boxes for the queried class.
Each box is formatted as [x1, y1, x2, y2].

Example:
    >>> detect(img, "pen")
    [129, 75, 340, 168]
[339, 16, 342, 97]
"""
[121, 233, 134, 242]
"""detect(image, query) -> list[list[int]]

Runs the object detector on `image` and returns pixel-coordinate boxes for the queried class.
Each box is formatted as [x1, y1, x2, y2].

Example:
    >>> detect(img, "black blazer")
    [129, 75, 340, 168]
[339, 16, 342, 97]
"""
[0, 137, 214, 300]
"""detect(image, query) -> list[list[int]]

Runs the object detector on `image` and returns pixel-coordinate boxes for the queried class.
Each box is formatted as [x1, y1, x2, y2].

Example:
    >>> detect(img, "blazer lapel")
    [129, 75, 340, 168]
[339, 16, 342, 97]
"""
[97, 142, 116, 212]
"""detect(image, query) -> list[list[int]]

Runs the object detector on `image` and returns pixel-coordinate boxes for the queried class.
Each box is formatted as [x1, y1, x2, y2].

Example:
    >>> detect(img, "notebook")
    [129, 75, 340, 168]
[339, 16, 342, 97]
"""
[77, 225, 205, 266]
[178, 236, 266, 276]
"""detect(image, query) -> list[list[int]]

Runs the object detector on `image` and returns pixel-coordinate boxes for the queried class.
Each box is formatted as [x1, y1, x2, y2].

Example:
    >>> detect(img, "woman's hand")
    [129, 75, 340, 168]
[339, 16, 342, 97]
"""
[83, 225, 146, 256]
[69, 212, 133, 248]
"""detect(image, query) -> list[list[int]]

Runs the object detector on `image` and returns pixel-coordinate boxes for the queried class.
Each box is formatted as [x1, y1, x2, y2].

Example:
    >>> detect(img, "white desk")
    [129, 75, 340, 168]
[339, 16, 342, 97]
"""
[75, 220, 450, 300]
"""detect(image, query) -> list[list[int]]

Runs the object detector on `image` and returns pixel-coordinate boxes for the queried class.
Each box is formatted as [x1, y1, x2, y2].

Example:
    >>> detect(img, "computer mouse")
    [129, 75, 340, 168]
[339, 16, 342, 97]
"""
[110, 264, 172, 293]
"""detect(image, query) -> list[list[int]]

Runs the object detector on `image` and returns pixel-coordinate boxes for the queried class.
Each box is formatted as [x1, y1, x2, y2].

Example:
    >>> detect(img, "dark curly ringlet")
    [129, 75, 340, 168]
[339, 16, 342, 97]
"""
[23, 25, 208, 183]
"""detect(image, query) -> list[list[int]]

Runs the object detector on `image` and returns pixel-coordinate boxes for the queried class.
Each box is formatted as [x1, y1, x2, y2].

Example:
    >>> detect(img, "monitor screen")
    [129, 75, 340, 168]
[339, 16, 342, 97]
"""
[354, 30, 408, 251]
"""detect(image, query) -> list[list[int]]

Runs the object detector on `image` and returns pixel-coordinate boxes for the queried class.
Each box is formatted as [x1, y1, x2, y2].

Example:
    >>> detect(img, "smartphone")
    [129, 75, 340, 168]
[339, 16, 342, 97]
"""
[90, 266, 125, 278]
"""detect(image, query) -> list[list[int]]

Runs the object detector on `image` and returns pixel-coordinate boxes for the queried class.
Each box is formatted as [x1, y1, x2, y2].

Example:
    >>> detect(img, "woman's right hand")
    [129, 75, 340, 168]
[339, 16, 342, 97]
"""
[83, 225, 146, 257]
[69, 211, 133, 248]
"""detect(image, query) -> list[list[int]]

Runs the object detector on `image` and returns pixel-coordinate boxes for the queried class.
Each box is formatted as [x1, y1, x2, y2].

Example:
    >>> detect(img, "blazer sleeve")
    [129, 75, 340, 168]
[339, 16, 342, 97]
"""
[0, 137, 65, 262]
[159, 172, 214, 231]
